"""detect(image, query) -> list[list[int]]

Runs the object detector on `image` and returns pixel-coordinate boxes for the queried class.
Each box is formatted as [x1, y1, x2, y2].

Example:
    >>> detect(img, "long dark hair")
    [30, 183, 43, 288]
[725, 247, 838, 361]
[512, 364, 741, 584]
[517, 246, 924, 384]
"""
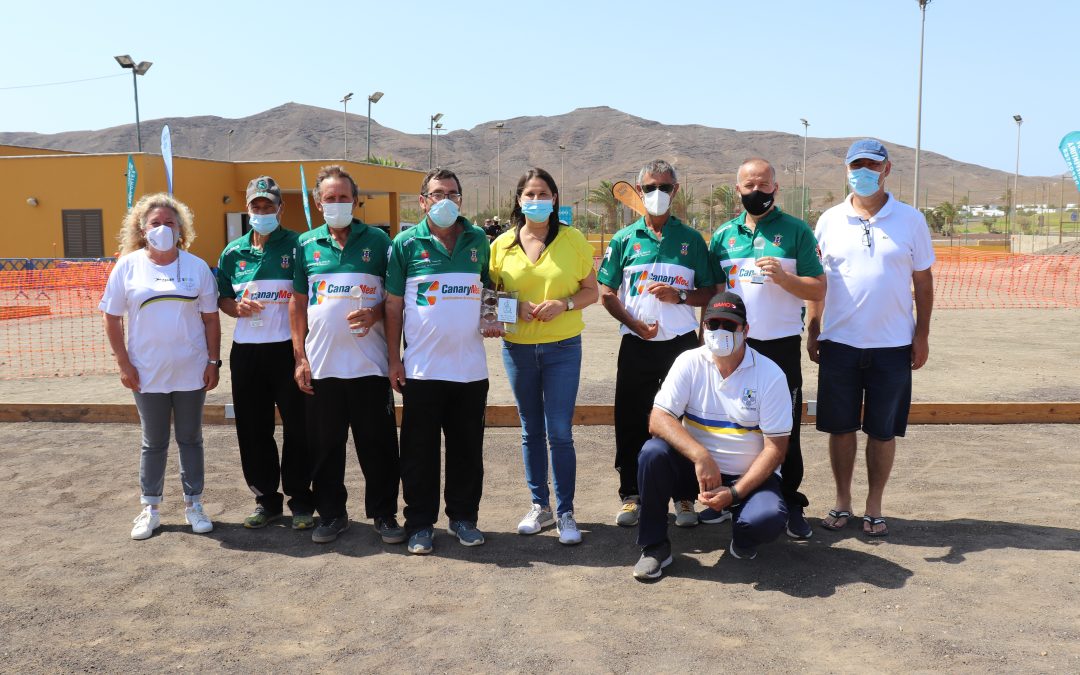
[509, 167, 561, 250]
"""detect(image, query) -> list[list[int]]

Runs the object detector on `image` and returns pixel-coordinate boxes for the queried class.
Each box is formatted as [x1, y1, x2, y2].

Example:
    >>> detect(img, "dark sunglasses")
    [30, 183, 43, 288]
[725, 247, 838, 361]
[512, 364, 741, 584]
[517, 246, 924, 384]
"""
[640, 184, 676, 194]
[705, 318, 741, 332]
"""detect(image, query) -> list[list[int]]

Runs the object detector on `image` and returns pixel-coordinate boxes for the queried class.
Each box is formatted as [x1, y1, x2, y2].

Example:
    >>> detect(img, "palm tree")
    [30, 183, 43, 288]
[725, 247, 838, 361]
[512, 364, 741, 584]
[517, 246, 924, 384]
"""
[588, 180, 619, 233]
[673, 185, 695, 222]
[711, 185, 739, 222]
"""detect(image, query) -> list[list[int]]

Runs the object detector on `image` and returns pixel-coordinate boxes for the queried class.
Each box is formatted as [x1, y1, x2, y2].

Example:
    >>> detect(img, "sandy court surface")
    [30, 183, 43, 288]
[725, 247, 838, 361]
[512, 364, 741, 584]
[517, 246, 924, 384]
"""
[3, 306, 1078, 406]
[1, 421, 1078, 672]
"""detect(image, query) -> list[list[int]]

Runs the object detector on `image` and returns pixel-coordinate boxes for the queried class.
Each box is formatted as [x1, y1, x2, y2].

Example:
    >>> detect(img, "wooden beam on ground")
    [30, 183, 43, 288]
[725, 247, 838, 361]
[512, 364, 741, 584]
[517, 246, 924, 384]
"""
[1, 402, 1079, 426]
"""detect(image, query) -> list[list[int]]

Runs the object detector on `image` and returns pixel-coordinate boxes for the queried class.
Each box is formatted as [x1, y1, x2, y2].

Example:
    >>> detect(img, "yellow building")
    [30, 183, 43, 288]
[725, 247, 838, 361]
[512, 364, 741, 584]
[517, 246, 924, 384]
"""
[0, 145, 425, 265]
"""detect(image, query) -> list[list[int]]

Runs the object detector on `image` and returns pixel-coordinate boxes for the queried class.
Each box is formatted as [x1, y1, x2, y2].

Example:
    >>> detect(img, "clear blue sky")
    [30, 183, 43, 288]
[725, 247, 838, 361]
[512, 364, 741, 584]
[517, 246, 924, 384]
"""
[1, 0, 1075, 178]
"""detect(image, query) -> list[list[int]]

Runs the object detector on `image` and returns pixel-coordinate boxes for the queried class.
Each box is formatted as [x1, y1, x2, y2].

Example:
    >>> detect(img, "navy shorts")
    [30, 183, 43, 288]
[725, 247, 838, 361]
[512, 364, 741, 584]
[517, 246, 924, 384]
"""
[815, 340, 912, 441]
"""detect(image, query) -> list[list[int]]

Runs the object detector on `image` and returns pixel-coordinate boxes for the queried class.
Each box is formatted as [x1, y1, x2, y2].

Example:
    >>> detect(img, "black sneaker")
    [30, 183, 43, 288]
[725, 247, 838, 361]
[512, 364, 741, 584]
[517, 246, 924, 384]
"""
[373, 516, 407, 544]
[311, 514, 350, 543]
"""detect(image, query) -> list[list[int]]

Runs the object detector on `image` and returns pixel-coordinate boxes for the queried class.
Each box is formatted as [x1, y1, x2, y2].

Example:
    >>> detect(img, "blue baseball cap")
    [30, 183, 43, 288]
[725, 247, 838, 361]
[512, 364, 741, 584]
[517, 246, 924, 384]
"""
[846, 139, 889, 164]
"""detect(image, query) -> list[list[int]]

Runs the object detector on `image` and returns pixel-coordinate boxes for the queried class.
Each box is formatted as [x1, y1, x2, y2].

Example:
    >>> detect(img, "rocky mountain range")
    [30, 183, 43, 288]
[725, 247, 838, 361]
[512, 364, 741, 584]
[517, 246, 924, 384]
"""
[1, 103, 1065, 211]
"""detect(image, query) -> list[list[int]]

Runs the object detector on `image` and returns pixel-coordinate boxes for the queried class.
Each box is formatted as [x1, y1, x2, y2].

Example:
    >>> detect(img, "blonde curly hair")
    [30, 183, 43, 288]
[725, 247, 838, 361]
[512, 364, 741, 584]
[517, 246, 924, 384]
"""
[117, 193, 197, 255]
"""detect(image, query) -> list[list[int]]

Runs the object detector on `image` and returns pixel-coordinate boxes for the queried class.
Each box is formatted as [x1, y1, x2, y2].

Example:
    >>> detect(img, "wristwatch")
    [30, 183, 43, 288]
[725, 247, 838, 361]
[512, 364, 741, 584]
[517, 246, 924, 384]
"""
[677, 289, 688, 304]
[207, 359, 222, 367]
[564, 297, 575, 311]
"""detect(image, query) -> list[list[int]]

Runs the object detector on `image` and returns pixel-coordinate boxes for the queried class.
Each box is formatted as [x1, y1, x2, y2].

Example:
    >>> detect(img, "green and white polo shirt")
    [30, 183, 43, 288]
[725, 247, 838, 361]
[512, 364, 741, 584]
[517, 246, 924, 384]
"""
[597, 216, 714, 341]
[709, 207, 823, 341]
[385, 217, 491, 383]
[217, 226, 300, 344]
[293, 221, 392, 380]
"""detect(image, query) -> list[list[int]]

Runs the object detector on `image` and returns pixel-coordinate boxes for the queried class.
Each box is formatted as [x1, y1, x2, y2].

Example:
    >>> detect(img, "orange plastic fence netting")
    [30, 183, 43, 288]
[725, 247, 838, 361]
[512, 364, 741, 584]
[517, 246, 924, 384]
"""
[0, 259, 116, 379]
[0, 250, 1077, 379]
[932, 248, 1080, 309]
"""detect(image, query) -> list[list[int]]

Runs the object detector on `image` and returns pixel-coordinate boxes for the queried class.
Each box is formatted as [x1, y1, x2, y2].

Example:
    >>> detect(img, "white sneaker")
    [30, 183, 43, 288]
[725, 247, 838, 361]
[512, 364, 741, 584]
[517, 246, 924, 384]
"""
[557, 511, 582, 545]
[517, 504, 555, 535]
[185, 503, 214, 534]
[131, 506, 160, 540]
[674, 500, 699, 528]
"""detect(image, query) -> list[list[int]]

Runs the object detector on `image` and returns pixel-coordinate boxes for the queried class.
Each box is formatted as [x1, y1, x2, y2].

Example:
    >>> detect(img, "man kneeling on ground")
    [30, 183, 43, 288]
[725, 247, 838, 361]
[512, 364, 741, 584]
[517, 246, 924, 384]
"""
[633, 291, 792, 580]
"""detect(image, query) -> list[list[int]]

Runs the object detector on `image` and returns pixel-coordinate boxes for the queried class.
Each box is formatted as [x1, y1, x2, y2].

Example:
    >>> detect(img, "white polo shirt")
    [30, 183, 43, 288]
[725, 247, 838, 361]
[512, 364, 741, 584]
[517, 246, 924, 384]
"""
[814, 193, 935, 349]
[653, 345, 792, 477]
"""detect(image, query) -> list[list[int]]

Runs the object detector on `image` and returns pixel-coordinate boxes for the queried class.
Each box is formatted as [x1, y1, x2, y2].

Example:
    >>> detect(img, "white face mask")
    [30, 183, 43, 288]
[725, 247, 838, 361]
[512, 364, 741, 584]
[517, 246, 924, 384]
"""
[704, 328, 744, 358]
[322, 202, 354, 228]
[642, 189, 672, 217]
[145, 224, 176, 252]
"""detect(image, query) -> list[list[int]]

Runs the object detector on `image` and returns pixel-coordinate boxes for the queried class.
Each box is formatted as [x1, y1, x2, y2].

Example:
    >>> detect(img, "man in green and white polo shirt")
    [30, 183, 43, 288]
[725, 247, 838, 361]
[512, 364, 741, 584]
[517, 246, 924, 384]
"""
[217, 175, 313, 531]
[385, 168, 498, 556]
[597, 159, 715, 529]
[709, 157, 825, 539]
[288, 165, 402, 546]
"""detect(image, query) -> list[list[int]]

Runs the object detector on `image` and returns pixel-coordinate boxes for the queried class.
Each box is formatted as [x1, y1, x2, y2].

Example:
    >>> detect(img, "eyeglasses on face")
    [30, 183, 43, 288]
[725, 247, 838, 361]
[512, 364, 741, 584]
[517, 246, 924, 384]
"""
[705, 318, 740, 332]
[423, 191, 462, 202]
[640, 184, 675, 194]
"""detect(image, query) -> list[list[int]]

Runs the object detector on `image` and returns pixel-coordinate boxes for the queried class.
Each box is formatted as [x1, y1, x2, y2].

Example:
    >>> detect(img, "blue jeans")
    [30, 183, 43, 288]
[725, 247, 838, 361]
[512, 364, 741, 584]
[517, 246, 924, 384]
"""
[502, 335, 582, 515]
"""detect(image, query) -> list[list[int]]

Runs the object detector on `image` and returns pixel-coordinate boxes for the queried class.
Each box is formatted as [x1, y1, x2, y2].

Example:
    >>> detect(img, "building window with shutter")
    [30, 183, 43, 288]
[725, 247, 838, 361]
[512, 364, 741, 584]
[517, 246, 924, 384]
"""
[61, 209, 104, 258]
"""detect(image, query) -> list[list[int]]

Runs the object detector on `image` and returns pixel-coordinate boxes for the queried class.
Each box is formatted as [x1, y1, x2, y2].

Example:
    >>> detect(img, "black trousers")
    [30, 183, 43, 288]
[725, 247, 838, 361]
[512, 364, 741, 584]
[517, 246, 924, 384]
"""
[613, 331, 699, 499]
[230, 340, 313, 514]
[747, 334, 808, 509]
[399, 378, 488, 533]
[309, 375, 400, 521]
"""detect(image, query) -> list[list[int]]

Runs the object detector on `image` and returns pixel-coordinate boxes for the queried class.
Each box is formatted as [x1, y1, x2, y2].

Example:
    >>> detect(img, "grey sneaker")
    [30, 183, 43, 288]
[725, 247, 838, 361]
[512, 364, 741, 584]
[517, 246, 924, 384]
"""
[699, 507, 732, 524]
[615, 497, 640, 527]
[517, 504, 555, 535]
[674, 500, 699, 528]
[556, 511, 582, 545]
[408, 527, 435, 555]
[447, 520, 485, 546]
[374, 516, 407, 544]
[311, 514, 349, 543]
[633, 541, 673, 581]
[728, 539, 758, 560]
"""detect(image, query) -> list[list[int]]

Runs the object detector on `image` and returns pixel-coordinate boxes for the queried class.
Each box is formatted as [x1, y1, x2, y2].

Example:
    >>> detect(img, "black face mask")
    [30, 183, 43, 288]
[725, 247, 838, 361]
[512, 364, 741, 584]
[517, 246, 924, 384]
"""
[740, 189, 775, 216]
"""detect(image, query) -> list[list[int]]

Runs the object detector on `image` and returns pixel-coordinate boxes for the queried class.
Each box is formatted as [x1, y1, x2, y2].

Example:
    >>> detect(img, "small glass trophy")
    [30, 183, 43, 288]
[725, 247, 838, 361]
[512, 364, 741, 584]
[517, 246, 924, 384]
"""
[637, 292, 660, 329]
[751, 237, 767, 284]
[246, 282, 263, 327]
[349, 285, 369, 336]
[480, 288, 518, 334]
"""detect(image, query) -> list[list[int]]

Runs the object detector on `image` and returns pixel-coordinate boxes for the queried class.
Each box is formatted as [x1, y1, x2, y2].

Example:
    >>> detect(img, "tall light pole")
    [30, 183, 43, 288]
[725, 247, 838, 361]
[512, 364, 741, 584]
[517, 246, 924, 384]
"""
[429, 113, 443, 168]
[1012, 114, 1023, 247]
[558, 143, 567, 192]
[800, 118, 809, 220]
[434, 123, 443, 166]
[227, 129, 234, 161]
[366, 91, 383, 162]
[913, 0, 930, 209]
[114, 55, 152, 152]
[493, 122, 508, 221]
[340, 92, 353, 160]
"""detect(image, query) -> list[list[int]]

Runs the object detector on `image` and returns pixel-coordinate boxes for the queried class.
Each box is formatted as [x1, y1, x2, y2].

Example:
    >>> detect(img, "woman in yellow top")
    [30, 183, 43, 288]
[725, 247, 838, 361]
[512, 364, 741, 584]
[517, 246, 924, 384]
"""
[490, 168, 598, 545]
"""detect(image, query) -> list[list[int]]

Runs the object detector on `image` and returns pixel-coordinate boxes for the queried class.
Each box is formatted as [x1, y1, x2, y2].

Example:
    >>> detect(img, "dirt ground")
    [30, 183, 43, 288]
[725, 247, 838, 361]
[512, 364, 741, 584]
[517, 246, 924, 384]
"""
[2, 421, 1078, 672]
[3, 306, 1079, 405]
[2, 306, 1079, 672]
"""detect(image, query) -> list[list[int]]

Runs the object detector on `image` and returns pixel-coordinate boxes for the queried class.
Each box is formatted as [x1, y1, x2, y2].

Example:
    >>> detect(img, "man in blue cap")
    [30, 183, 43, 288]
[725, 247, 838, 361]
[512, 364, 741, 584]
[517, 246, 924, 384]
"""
[806, 139, 935, 538]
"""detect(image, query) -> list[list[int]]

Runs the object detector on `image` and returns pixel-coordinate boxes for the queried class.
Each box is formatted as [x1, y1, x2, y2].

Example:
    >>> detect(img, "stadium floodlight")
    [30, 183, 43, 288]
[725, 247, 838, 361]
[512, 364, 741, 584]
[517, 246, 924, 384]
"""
[340, 93, 354, 160]
[114, 55, 153, 151]
[366, 91, 384, 162]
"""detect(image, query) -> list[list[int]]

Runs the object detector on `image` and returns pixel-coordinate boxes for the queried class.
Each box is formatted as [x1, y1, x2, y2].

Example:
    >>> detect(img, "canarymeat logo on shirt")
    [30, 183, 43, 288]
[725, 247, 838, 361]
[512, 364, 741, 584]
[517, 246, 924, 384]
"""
[416, 280, 482, 307]
[309, 281, 375, 305]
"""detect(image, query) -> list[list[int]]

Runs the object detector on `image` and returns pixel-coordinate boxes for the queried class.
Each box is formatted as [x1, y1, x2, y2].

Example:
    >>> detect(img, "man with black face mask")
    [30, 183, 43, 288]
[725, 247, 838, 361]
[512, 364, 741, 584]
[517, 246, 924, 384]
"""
[707, 157, 825, 539]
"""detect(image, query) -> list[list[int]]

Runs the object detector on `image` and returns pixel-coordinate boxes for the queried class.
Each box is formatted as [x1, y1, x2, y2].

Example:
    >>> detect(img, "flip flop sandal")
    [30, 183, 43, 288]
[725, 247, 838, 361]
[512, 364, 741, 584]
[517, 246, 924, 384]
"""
[820, 509, 852, 531]
[863, 515, 889, 537]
